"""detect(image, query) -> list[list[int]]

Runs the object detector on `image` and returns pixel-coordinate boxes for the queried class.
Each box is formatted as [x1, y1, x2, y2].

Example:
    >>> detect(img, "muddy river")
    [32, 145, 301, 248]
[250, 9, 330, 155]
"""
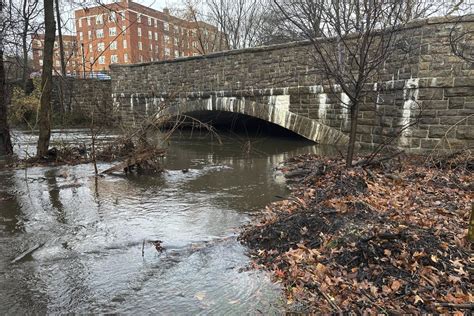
[0, 129, 333, 314]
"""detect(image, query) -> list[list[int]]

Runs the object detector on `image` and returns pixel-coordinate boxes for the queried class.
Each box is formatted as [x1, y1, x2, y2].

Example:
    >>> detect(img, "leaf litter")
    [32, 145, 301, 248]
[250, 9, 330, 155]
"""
[239, 153, 473, 313]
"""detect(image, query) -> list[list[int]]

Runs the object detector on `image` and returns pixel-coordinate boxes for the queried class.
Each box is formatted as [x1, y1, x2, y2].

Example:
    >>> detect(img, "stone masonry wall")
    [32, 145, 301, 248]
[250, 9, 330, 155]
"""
[52, 77, 113, 120]
[110, 15, 474, 152]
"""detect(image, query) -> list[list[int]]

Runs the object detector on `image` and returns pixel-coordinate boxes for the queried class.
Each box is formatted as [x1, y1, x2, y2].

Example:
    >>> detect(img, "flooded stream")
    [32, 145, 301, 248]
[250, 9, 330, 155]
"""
[0, 129, 334, 314]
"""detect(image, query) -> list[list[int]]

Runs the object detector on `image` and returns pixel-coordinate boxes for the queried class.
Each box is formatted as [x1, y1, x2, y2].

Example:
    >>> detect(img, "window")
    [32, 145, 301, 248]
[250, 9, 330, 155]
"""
[154, 19, 158, 28]
[97, 42, 105, 52]
[109, 12, 116, 22]
[137, 27, 142, 37]
[150, 43, 153, 51]
[148, 17, 152, 26]
[39, 59, 43, 66]
[122, 25, 126, 33]
[38, 50, 42, 56]
[139, 55, 143, 62]
[164, 35, 169, 44]
[55, 60, 60, 67]
[174, 50, 179, 58]
[88, 30, 92, 39]
[137, 14, 141, 23]
[78, 18, 82, 28]
[174, 25, 178, 34]
[154, 32, 158, 41]
[79, 32, 83, 40]
[123, 39, 127, 49]
[96, 14, 103, 24]
[124, 53, 128, 62]
[96, 29, 104, 38]
[174, 37, 178, 46]
[109, 27, 116, 37]
[164, 22, 169, 31]
[89, 57, 94, 64]
[148, 30, 152, 39]
[88, 43, 93, 52]
[165, 48, 170, 56]
[138, 41, 142, 50]
[98, 56, 106, 64]
[111, 55, 118, 63]
[87, 17, 91, 26]
[110, 41, 117, 50]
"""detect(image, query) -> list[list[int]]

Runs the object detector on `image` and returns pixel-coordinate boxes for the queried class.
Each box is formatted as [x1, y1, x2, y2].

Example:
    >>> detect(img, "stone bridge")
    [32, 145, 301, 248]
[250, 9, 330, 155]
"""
[110, 15, 474, 151]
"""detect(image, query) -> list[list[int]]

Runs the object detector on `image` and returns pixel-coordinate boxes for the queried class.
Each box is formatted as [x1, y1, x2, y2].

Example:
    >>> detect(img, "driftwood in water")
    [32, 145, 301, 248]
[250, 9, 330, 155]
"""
[11, 242, 45, 263]
[101, 148, 166, 175]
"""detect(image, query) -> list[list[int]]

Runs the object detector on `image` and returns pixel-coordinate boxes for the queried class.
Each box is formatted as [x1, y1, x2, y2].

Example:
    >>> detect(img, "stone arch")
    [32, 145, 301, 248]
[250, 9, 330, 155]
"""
[158, 95, 349, 145]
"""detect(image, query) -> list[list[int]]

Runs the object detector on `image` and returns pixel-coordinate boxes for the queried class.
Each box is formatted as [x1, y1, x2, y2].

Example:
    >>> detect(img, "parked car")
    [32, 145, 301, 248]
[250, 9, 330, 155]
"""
[88, 72, 111, 80]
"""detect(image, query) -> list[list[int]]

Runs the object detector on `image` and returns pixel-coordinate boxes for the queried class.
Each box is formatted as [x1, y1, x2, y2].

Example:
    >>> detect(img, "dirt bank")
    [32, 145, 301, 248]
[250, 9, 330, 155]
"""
[240, 153, 473, 313]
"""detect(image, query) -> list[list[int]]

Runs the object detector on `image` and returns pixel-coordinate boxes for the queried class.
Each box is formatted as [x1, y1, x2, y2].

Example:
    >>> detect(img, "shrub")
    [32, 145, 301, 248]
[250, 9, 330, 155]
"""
[8, 78, 41, 127]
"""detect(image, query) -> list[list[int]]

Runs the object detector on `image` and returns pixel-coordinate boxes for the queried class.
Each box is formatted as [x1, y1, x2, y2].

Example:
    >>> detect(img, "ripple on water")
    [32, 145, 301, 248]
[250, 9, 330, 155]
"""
[0, 130, 332, 314]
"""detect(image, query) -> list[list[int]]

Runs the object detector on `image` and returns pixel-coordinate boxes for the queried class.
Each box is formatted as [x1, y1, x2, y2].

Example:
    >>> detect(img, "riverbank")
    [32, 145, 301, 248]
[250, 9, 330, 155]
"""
[240, 152, 473, 313]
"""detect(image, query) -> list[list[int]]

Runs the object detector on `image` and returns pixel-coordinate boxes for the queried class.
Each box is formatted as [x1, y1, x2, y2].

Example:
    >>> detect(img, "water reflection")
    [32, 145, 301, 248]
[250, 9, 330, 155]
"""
[0, 129, 335, 314]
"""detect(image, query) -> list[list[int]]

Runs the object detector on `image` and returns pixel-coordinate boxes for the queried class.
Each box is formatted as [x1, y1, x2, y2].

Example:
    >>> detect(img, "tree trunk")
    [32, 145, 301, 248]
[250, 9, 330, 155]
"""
[22, 27, 29, 93]
[54, 0, 66, 77]
[0, 0, 13, 158]
[54, 0, 66, 113]
[346, 101, 359, 167]
[36, 0, 55, 158]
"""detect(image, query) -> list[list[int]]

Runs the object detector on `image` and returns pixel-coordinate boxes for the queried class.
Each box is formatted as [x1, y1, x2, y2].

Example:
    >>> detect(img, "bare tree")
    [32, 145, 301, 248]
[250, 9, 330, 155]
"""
[18, 0, 42, 92]
[36, 0, 55, 157]
[54, 0, 65, 76]
[274, 0, 419, 167]
[206, 0, 268, 49]
[0, 0, 14, 156]
[450, 17, 474, 63]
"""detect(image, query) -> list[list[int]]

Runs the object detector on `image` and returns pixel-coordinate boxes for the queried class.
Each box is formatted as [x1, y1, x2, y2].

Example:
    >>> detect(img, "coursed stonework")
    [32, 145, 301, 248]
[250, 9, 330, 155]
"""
[110, 15, 474, 152]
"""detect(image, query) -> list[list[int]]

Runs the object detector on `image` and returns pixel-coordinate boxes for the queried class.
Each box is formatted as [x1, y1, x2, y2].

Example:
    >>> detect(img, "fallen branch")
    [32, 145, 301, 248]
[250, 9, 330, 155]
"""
[101, 148, 166, 175]
[433, 302, 474, 310]
[11, 242, 45, 263]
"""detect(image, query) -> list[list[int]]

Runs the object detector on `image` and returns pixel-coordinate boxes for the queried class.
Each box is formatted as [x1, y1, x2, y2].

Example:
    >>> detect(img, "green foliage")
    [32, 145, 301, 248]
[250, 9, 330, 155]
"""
[8, 78, 41, 127]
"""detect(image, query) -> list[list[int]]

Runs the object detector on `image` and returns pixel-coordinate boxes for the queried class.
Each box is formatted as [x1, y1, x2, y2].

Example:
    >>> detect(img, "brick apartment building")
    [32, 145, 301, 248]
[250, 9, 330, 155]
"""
[31, 0, 226, 76]
[31, 34, 80, 75]
[74, 0, 226, 74]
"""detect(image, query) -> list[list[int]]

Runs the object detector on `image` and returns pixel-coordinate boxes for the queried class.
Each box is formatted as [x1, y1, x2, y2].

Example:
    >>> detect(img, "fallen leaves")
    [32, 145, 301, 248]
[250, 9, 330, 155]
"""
[240, 154, 473, 313]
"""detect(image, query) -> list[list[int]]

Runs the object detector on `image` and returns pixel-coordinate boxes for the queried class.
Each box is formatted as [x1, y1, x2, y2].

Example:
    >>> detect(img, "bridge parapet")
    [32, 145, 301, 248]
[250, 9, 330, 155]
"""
[111, 15, 474, 152]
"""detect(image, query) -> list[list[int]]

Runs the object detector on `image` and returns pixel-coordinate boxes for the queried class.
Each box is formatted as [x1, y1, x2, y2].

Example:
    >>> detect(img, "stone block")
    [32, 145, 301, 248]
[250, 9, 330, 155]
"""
[421, 100, 448, 110]
[453, 77, 474, 87]
[436, 109, 460, 116]
[356, 125, 372, 134]
[421, 138, 442, 149]
[448, 97, 465, 109]
[417, 88, 444, 100]
[439, 116, 469, 125]
[408, 129, 429, 138]
[428, 125, 455, 138]
[445, 87, 474, 97]
[456, 126, 474, 140]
